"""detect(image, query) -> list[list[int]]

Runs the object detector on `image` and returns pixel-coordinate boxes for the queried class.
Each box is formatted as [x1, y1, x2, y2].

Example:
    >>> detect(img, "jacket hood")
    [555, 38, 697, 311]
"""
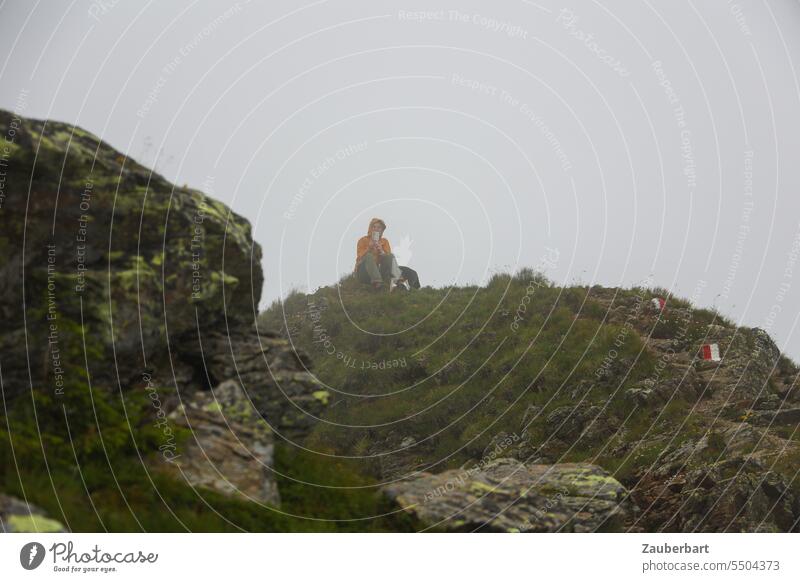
[367, 218, 386, 235]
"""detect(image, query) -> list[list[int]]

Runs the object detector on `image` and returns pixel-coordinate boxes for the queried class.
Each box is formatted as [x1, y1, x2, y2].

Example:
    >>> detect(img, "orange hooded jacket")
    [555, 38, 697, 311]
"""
[355, 218, 391, 272]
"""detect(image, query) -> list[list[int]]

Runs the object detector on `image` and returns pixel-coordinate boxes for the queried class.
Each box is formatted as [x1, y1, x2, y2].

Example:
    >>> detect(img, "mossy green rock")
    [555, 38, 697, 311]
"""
[0, 109, 262, 392]
[159, 379, 280, 506]
[1, 493, 66, 532]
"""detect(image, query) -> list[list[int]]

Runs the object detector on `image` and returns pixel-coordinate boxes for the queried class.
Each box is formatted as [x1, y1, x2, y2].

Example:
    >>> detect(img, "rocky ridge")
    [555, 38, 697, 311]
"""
[0, 109, 325, 522]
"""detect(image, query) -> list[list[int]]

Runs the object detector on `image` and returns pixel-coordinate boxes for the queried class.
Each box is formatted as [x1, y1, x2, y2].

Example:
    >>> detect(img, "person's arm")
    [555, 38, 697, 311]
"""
[381, 239, 391, 255]
[356, 237, 370, 263]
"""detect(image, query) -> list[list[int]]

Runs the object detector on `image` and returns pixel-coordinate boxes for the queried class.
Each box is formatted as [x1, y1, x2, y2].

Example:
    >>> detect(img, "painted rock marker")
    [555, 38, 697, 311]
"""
[700, 343, 721, 362]
[651, 297, 666, 311]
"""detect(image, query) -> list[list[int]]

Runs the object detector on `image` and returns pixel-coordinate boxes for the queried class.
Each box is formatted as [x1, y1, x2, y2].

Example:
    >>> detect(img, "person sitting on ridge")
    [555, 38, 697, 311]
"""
[354, 217, 409, 291]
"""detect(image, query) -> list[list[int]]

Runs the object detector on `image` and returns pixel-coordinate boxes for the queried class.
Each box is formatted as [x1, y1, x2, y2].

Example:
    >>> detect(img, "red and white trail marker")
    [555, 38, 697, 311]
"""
[701, 343, 721, 362]
[651, 297, 666, 311]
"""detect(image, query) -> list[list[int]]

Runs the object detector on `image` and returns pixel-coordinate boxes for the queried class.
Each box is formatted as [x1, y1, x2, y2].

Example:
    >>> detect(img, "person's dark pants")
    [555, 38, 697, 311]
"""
[357, 253, 401, 285]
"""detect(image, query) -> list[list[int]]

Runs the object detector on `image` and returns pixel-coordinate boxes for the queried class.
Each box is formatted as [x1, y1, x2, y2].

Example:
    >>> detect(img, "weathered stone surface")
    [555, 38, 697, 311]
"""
[0, 493, 66, 533]
[155, 380, 280, 506]
[636, 454, 800, 533]
[0, 110, 329, 511]
[625, 371, 702, 405]
[678, 459, 799, 533]
[694, 326, 781, 401]
[747, 408, 800, 427]
[171, 327, 328, 440]
[545, 402, 617, 445]
[0, 109, 262, 395]
[383, 458, 635, 532]
[632, 419, 800, 533]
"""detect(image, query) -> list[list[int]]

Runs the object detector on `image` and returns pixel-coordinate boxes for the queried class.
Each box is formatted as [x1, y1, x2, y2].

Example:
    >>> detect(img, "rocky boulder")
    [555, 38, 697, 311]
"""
[152, 380, 280, 506]
[633, 425, 800, 532]
[170, 327, 329, 440]
[0, 110, 328, 513]
[0, 109, 262, 394]
[383, 458, 635, 532]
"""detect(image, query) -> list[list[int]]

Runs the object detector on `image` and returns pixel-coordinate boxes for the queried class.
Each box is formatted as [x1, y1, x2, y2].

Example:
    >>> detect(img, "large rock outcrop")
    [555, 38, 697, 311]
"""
[0, 110, 325, 508]
[177, 328, 329, 440]
[0, 108, 262, 392]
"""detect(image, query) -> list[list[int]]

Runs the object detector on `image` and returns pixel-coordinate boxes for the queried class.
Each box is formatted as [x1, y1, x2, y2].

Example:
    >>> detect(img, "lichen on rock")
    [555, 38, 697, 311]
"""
[0, 493, 66, 533]
[383, 458, 635, 532]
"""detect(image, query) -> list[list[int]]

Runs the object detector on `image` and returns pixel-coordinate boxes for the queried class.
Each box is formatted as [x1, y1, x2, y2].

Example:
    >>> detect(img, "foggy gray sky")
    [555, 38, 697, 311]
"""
[2, 0, 800, 360]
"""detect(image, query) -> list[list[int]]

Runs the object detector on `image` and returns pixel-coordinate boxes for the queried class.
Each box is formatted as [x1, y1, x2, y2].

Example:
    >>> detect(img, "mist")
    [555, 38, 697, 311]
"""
[2, 0, 799, 359]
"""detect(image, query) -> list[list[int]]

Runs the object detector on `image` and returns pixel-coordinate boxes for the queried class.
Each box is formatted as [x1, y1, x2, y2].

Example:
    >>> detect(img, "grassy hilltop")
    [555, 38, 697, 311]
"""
[262, 273, 800, 531]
